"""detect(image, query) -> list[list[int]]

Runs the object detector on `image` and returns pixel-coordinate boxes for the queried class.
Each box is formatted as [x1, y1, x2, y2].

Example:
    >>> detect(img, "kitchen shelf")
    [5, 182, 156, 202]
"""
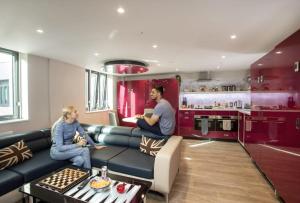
[179, 108, 251, 114]
[180, 91, 250, 94]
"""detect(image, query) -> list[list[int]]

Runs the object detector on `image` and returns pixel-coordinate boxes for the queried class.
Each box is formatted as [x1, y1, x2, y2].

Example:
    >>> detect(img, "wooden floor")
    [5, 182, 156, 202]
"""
[147, 139, 279, 203]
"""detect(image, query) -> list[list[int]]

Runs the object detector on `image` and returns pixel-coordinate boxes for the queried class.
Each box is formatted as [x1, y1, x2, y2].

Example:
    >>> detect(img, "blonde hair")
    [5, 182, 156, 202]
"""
[62, 106, 77, 120]
[51, 106, 77, 141]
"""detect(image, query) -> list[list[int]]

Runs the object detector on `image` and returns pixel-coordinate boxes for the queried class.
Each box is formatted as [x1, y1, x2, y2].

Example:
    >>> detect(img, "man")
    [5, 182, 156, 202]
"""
[136, 86, 175, 136]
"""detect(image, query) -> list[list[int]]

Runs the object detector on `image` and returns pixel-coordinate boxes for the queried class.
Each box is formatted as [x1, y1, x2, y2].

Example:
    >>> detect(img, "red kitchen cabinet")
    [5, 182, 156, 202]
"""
[178, 110, 238, 140]
[249, 29, 300, 203]
[178, 110, 195, 137]
[117, 80, 148, 127]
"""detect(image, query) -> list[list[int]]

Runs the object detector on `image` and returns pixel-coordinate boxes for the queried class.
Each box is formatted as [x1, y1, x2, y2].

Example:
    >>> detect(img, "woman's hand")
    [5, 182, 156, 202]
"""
[77, 139, 87, 147]
[95, 145, 106, 150]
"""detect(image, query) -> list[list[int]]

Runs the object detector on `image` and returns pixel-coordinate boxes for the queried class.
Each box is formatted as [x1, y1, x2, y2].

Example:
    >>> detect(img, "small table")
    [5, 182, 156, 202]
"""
[20, 166, 151, 203]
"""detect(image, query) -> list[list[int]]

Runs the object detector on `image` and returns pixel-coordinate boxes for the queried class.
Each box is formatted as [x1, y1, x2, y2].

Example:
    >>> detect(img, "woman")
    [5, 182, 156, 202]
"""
[50, 106, 104, 169]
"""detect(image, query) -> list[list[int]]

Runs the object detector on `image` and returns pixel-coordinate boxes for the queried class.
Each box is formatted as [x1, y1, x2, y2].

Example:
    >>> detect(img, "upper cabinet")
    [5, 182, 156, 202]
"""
[251, 29, 300, 111]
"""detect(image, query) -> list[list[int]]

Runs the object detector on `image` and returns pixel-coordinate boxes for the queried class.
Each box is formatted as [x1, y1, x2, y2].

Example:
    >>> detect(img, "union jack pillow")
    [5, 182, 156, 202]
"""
[140, 135, 166, 156]
[0, 140, 33, 170]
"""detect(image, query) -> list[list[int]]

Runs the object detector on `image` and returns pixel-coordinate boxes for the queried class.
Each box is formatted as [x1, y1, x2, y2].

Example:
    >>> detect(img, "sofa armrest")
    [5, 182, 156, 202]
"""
[154, 136, 183, 194]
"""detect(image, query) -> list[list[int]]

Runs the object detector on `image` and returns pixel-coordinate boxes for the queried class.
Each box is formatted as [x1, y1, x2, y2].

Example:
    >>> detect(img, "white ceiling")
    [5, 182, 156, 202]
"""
[1, 0, 300, 74]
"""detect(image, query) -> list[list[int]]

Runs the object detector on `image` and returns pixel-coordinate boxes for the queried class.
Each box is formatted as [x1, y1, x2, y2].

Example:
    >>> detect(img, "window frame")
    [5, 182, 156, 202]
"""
[0, 47, 20, 121]
[85, 69, 109, 112]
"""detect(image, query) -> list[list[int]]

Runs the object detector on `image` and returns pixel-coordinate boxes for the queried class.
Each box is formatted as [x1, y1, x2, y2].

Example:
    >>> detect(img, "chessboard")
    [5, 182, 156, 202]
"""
[37, 167, 89, 193]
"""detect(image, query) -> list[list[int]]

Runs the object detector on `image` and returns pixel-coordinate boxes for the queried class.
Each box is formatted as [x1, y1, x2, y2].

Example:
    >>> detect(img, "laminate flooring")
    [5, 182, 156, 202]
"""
[147, 139, 279, 203]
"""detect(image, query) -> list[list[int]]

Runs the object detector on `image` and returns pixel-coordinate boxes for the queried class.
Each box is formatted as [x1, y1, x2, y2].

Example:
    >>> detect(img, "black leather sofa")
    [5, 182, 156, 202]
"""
[0, 124, 182, 202]
[0, 129, 69, 196]
[89, 125, 156, 179]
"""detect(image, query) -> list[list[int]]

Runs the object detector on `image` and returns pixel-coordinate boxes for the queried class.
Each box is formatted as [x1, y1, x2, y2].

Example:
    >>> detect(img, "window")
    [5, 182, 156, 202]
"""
[0, 48, 20, 121]
[0, 80, 9, 106]
[85, 69, 110, 111]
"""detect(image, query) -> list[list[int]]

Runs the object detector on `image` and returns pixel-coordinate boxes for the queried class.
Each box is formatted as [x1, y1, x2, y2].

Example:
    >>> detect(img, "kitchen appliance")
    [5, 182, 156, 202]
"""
[215, 116, 238, 131]
[237, 100, 243, 109]
[194, 115, 216, 131]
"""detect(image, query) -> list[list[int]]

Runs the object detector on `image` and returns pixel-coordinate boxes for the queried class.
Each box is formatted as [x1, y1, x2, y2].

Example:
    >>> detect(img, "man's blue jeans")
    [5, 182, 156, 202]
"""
[136, 118, 165, 136]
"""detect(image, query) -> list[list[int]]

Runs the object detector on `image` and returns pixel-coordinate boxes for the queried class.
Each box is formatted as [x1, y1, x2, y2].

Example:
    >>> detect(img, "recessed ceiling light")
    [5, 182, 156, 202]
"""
[152, 44, 158, 49]
[221, 55, 226, 59]
[217, 65, 220, 69]
[117, 7, 125, 14]
[175, 68, 179, 71]
[230, 34, 237, 39]
[258, 63, 263, 66]
[143, 59, 159, 63]
[275, 51, 282, 54]
[94, 53, 99, 56]
[36, 29, 44, 34]
[157, 63, 161, 66]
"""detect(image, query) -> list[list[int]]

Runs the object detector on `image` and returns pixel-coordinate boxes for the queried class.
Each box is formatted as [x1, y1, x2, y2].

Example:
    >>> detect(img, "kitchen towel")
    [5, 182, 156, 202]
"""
[201, 118, 209, 135]
[245, 120, 252, 132]
[222, 120, 232, 131]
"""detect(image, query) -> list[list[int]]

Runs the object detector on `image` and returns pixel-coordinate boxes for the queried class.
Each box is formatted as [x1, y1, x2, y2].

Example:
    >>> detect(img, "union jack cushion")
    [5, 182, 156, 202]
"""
[139, 135, 166, 156]
[0, 140, 33, 170]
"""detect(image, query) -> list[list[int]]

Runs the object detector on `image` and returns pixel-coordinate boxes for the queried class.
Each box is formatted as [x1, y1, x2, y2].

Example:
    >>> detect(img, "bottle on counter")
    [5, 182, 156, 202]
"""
[182, 97, 187, 106]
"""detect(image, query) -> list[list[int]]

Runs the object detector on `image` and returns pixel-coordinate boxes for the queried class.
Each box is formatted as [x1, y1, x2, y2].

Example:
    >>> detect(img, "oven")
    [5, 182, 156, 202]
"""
[194, 115, 216, 131]
[215, 116, 238, 131]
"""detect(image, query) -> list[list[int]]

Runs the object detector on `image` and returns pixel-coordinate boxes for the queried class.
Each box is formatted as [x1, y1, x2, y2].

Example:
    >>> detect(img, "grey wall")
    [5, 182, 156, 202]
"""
[0, 55, 111, 135]
[0, 55, 50, 133]
[49, 59, 110, 125]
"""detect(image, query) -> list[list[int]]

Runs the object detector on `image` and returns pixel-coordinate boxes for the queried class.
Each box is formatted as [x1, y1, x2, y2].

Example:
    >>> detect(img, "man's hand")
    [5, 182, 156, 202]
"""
[135, 114, 144, 119]
[95, 145, 106, 150]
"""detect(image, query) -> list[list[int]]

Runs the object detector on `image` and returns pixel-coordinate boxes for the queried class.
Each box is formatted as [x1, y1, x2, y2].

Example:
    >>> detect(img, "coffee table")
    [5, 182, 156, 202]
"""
[20, 166, 152, 203]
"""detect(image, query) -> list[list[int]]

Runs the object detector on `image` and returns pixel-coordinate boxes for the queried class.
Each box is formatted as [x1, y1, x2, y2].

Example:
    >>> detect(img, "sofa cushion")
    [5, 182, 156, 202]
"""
[0, 140, 33, 170]
[95, 133, 129, 147]
[26, 137, 50, 153]
[0, 131, 48, 149]
[0, 170, 24, 196]
[81, 124, 103, 134]
[91, 145, 127, 168]
[108, 148, 155, 179]
[128, 137, 142, 149]
[40, 128, 52, 146]
[140, 136, 166, 157]
[40, 128, 51, 137]
[101, 126, 133, 136]
[131, 128, 169, 139]
[9, 149, 69, 182]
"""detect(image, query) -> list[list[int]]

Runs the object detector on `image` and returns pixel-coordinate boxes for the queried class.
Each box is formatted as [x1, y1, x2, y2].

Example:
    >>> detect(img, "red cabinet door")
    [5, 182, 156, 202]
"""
[238, 112, 245, 145]
[178, 110, 195, 137]
[117, 80, 147, 127]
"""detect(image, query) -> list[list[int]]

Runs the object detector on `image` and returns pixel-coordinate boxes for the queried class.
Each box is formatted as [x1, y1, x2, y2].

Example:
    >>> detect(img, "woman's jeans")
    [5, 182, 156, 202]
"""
[50, 147, 91, 169]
